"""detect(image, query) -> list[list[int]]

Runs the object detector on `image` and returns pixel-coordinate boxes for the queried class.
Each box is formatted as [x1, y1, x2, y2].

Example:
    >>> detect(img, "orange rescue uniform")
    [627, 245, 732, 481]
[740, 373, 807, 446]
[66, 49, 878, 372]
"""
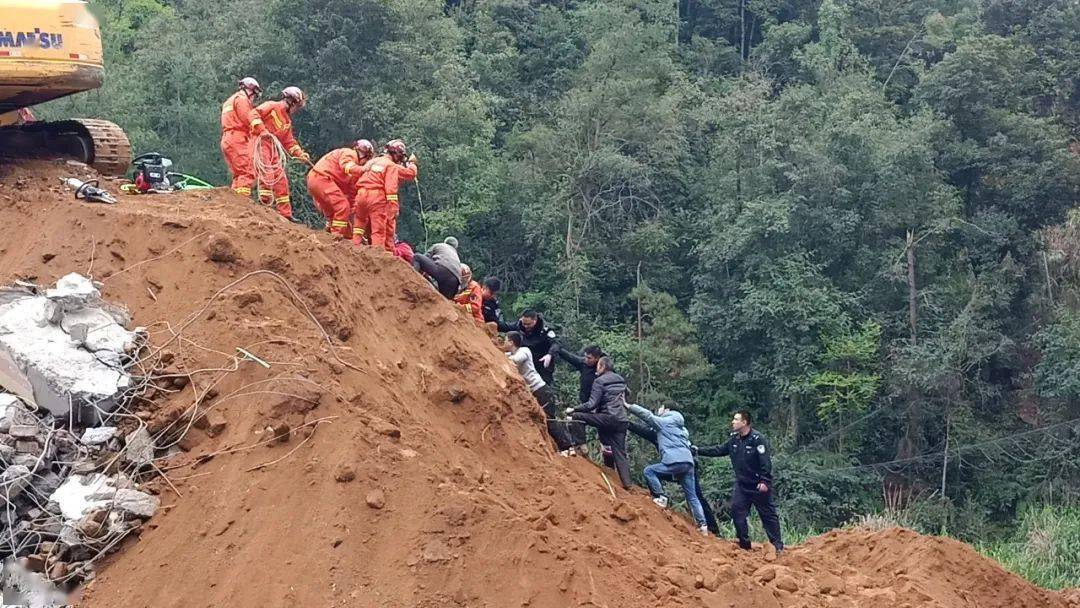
[353, 155, 417, 251]
[219, 91, 263, 197]
[307, 148, 366, 238]
[254, 100, 306, 218]
[454, 280, 485, 325]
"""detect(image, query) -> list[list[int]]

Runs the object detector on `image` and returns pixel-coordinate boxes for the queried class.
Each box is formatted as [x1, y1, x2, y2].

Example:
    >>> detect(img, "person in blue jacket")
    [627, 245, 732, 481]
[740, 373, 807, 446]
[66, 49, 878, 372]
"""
[626, 402, 709, 535]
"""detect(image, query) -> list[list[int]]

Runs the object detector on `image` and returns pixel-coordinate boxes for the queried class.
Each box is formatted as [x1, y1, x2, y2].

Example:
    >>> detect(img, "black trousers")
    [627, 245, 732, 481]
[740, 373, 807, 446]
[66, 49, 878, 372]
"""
[732, 483, 783, 550]
[627, 419, 719, 534]
[571, 412, 632, 489]
[534, 385, 576, 451]
[412, 254, 459, 299]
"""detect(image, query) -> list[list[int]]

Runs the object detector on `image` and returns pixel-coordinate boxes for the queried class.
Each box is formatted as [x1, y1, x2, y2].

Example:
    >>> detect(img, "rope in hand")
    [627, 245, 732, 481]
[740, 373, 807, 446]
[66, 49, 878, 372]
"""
[252, 132, 290, 198]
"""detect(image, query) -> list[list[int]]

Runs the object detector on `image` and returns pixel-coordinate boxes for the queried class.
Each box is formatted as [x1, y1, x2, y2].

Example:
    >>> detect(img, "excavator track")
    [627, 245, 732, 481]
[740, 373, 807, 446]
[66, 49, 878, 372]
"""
[0, 118, 131, 176]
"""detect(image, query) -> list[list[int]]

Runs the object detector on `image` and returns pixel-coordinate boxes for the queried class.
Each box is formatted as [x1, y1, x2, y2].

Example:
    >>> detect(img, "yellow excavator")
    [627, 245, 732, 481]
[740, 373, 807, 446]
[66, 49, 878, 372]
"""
[0, 0, 130, 174]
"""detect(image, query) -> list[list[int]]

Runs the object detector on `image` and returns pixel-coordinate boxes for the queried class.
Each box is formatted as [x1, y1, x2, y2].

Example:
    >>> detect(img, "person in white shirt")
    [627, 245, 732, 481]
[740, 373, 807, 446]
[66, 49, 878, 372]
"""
[505, 330, 575, 453]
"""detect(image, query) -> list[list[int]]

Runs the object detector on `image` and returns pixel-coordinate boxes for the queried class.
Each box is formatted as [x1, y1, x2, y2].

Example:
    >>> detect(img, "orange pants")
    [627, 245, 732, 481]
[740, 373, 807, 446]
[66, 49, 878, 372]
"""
[352, 189, 380, 246]
[306, 172, 351, 238]
[220, 131, 254, 196]
[369, 200, 399, 252]
[255, 139, 292, 218]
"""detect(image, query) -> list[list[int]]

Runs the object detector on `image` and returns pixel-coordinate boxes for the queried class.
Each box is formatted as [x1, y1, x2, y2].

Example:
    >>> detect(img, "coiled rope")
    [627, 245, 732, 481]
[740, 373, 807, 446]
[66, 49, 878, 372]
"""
[252, 132, 290, 202]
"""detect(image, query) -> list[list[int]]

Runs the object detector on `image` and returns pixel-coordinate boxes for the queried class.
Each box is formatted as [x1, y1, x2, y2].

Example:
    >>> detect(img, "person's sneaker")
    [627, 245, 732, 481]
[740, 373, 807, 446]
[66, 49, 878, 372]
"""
[698, 525, 709, 536]
[652, 496, 669, 508]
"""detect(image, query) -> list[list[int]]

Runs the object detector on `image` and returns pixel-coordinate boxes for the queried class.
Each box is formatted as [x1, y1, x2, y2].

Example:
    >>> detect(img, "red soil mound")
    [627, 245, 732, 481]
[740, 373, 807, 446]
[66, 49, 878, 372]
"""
[0, 160, 1071, 608]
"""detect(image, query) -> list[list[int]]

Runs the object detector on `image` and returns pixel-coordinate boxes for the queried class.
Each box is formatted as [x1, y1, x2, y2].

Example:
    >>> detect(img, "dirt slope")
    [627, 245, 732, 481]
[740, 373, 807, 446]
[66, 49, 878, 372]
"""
[0, 160, 1073, 608]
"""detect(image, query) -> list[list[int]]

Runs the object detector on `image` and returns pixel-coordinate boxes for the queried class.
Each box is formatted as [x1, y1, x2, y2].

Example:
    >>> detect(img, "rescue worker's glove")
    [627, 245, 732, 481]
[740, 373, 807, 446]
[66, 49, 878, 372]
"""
[297, 150, 312, 164]
[564, 408, 575, 416]
[251, 122, 266, 137]
[407, 153, 418, 165]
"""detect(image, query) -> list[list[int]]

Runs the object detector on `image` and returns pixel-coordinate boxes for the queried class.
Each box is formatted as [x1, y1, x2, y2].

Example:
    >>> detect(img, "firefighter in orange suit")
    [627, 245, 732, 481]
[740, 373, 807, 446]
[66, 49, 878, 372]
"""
[307, 139, 375, 238]
[254, 86, 311, 220]
[220, 77, 264, 197]
[352, 139, 417, 251]
[454, 264, 485, 325]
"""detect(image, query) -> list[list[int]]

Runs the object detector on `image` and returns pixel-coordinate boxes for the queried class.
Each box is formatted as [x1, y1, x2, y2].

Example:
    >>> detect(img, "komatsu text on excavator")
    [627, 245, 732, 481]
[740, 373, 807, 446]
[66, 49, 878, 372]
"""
[0, 0, 131, 174]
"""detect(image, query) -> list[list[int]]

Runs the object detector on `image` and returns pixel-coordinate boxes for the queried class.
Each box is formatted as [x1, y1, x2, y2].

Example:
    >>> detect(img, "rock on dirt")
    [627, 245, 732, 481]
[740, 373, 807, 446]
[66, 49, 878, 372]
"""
[334, 465, 356, 483]
[365, 489, 385, 509]
[611, 502, 637, 522]
[204, 234, 239, 264]
[370, 419, 401, 439]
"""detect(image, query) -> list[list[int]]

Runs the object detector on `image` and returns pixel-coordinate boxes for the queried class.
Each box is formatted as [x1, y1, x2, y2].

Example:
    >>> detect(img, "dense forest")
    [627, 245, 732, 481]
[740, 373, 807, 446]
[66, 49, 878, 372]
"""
[44, 0, 1080, 585]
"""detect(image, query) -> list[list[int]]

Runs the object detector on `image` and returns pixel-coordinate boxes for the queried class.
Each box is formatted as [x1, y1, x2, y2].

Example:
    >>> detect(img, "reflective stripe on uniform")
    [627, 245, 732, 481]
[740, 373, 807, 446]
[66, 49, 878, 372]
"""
[275, 196, 291, 203]
[331, 220, 349, 227]
[235, 187, 251, 195]
[386, 194, 399, 201]
[271, 111, 287, 130]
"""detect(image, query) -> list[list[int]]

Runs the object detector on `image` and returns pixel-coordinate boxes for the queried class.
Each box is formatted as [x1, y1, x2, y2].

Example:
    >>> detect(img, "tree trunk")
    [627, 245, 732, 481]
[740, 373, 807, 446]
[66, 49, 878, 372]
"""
[907, 230, 918, 346]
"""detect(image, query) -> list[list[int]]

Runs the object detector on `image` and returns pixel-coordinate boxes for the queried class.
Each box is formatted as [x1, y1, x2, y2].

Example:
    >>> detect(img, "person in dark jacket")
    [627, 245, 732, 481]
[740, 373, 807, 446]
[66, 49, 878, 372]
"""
[627, 403, 708, 534]
[565, 357, 632, 489]
[481, 277, 504, 325]
[627, 417, 719, 534]
[558, 344, 604, 451]
[695, 410, 783, 554]
[501, 311, 560, 385]
[558, 344, 604, 404]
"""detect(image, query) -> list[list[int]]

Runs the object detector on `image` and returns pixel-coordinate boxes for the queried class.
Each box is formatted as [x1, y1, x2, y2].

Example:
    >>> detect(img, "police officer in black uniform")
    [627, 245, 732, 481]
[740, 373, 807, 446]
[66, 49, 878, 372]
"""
[695, 410, 784, 554]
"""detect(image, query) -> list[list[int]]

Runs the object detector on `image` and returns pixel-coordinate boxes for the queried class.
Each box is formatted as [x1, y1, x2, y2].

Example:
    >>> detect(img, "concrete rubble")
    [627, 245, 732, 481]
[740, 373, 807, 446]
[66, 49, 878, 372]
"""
[0, 273, 145, 423]
[0, 391, 161, 600]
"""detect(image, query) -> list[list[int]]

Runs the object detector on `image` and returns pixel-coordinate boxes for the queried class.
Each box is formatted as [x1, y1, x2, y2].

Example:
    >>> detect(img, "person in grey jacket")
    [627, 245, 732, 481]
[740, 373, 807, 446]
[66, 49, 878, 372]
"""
[565, 357, 632, 489]
[412, 236, 462, 299]
[627, 402, 708, 535]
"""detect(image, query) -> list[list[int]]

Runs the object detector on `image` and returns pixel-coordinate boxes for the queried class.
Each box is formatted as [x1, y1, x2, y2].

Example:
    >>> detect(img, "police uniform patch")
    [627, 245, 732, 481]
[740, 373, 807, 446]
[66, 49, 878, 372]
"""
[757, 444, 766, 454]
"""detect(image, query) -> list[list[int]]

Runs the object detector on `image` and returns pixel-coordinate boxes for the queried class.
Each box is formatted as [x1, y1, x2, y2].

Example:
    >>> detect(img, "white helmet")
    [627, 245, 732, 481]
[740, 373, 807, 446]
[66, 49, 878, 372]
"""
[282, 86, 307, 108]
[239, 77, 262, 95]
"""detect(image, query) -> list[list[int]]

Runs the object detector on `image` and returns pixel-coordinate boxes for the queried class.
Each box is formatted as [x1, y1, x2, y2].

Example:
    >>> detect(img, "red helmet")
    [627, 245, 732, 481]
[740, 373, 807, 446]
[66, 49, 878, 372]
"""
[385, 139, 407, 156]
[354, 139, 374, 156]
[282, 86, 306, 108]
[239, 77, 262, 95]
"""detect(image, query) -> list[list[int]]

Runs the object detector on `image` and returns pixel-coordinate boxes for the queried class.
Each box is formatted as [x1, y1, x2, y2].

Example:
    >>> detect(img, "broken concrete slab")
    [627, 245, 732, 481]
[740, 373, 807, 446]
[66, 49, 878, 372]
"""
[1, 465, 32, 500]
[80, 426, 117, 446]
[123, 427, 154, 466]
[106, 489, 159, 519]
[0, 274, 144, 422]
[9, 425, 41, 440]
[50, 474, 115, 520]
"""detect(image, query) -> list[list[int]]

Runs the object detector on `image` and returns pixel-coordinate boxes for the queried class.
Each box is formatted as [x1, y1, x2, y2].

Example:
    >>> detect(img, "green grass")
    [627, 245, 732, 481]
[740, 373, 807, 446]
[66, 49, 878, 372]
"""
[977, 505, 1080, 590]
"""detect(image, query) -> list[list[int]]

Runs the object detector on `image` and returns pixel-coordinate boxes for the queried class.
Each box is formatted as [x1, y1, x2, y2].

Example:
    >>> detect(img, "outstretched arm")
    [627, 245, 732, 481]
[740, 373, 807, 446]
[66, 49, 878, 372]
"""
[695, 438, 732, 458]
[557, 348, 585, 371]
[626, 404, 660, 430]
